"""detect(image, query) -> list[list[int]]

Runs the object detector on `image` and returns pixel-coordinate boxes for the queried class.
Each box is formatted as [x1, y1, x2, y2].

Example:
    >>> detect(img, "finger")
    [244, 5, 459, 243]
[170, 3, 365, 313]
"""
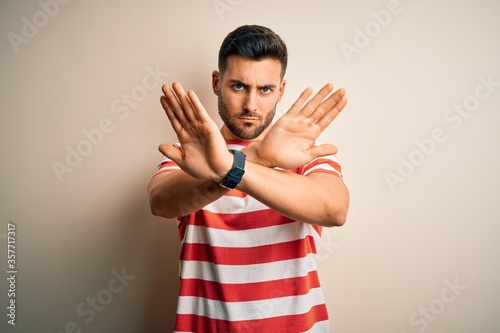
[315, 95, 348, 129]
[162, 83, 189, 126]
[187, 89, 211, 122]
[308, 143, 338, 159]
[160, 95, 183, 132]
[287, 87, 313, 115]
[158, 143, 184, 166]
[300, 83, 335, 117]
[309, 87, 346, 124]
[171, 82, 198, 122]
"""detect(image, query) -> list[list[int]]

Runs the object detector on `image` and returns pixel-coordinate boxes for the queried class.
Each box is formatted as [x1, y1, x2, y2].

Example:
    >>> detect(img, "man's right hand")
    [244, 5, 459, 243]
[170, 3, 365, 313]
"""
[159, 82, 233, 182]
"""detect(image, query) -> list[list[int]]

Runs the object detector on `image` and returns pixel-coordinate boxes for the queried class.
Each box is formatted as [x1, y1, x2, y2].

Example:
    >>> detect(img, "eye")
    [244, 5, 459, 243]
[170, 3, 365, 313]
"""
[261, 86, 272, 94]
[233, 83, 244, 91]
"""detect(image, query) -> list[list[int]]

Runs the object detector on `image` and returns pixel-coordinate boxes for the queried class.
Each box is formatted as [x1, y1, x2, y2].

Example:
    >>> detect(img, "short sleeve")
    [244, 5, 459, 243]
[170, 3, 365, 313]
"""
[300, 154, 343, 179]
[152, 144, 181, 177]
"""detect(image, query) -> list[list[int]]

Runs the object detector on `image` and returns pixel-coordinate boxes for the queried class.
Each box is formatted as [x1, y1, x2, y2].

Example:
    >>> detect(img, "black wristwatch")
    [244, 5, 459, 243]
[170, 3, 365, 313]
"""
[219, 149, 246, 189]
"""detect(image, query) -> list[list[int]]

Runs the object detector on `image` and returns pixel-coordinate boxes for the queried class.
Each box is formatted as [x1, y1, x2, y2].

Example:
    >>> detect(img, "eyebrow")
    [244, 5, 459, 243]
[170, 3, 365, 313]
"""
[228, 79, 277, 89]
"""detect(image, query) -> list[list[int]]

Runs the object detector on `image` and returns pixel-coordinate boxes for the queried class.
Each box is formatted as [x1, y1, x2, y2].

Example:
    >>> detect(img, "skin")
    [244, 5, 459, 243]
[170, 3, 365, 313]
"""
[214, 56, 285, 141]
[148, 55, 349, 227]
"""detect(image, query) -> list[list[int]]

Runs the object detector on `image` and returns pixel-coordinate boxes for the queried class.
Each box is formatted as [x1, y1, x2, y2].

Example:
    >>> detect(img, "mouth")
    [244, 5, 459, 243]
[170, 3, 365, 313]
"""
[238, 117, 259, 121]
[237, 113, 261, 121]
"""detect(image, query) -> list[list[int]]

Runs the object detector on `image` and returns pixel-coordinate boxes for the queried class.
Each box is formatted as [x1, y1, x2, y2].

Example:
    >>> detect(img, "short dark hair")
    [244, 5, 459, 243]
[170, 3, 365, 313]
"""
[218, 25, 288, 79]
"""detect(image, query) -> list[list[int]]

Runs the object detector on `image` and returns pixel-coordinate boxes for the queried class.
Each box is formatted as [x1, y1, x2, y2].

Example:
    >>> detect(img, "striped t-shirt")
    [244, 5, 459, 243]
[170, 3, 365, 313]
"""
[153, 140, 343, 333]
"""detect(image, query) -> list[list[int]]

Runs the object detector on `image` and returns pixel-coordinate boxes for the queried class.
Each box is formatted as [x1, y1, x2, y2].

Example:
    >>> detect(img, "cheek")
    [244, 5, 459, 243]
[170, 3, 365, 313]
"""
[226, 98, 240, 111]
[258, 96, 278, 111]
[221, 91, 243, 110]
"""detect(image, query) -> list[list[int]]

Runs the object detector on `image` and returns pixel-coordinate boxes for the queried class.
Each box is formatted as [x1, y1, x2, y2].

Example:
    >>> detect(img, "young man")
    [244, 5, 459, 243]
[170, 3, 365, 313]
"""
[148, 25, 349, 332]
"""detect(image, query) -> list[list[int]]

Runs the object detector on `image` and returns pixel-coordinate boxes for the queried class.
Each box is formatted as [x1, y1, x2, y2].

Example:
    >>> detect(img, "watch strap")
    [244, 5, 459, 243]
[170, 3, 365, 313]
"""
[219, 149, 246, 189]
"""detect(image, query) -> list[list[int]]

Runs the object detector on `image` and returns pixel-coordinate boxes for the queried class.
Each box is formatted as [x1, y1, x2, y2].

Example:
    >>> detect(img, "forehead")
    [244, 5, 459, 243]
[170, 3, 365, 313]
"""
[223, 55, 282, 84]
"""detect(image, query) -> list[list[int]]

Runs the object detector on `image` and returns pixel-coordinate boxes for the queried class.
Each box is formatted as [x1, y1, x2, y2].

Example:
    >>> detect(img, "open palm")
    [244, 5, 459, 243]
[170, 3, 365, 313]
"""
[159, 82, 232, 181]
[248, 83, 347, 169]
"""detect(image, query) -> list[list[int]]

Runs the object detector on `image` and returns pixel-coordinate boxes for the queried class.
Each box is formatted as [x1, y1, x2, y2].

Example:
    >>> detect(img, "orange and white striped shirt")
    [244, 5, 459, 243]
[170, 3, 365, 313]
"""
[153, 140, 343, 333]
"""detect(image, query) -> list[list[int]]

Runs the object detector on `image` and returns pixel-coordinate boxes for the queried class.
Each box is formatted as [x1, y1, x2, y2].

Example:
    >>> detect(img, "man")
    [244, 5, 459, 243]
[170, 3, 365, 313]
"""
[148, 25, 349, 332]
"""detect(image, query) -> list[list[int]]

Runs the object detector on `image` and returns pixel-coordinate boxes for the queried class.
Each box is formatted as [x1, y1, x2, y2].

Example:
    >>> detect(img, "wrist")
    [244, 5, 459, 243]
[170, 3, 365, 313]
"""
[219, 150, 246, 189]
[241, 145, 273, 168]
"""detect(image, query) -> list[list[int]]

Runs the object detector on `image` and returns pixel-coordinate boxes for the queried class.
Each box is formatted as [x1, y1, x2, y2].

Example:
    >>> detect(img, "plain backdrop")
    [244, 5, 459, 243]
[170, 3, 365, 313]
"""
[1, 0, 499, 332]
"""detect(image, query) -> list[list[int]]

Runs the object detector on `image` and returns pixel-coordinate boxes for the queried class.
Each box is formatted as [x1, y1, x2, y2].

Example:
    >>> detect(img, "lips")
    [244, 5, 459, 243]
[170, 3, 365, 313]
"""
[237, 112, 261, 121]
[238, 117, 259, 121]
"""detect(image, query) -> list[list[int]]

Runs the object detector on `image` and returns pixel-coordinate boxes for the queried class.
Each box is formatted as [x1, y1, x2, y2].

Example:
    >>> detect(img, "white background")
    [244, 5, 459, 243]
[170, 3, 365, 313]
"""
[1, 0, 499, 332]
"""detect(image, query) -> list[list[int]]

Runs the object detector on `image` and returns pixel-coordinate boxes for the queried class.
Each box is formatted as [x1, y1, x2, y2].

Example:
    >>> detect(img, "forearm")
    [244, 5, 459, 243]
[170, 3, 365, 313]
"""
[148, 170, 228, 219]
[236, 161, 349, 227]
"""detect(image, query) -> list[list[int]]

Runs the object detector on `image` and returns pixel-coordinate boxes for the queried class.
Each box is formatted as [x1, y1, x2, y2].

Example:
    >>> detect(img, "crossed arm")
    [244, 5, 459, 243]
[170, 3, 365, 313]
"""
[148, 82, 349, 227]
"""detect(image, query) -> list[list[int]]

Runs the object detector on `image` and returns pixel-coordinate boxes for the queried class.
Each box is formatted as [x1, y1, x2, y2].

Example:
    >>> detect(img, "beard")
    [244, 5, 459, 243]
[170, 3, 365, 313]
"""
[218, 94, 276, 140]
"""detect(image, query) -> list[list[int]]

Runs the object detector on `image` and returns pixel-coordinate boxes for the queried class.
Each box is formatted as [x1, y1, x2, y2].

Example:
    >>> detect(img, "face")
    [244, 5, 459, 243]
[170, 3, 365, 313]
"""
[212, 55, 286, 141]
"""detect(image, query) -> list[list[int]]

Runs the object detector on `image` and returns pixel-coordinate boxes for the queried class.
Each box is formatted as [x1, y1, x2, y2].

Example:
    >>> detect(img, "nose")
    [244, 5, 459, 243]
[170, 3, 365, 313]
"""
[243, 89, 257, 112]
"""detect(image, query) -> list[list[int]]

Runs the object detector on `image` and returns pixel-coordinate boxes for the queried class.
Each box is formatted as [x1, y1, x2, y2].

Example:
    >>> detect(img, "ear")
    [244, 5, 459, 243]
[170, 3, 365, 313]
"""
[212, 70, 220, 95]
[276, 79, 286, 103]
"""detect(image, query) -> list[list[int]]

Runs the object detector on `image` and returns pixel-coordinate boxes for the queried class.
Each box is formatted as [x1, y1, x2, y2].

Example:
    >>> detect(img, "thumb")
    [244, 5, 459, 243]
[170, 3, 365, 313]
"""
[308, 143, 338, 159]
[158, 143, 184, 166]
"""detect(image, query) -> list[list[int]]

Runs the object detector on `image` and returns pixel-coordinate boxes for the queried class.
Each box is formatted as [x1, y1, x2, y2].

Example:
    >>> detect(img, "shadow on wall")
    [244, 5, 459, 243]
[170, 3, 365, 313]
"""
[141, 215, 180, 333]
[115, 180, 181, 333]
